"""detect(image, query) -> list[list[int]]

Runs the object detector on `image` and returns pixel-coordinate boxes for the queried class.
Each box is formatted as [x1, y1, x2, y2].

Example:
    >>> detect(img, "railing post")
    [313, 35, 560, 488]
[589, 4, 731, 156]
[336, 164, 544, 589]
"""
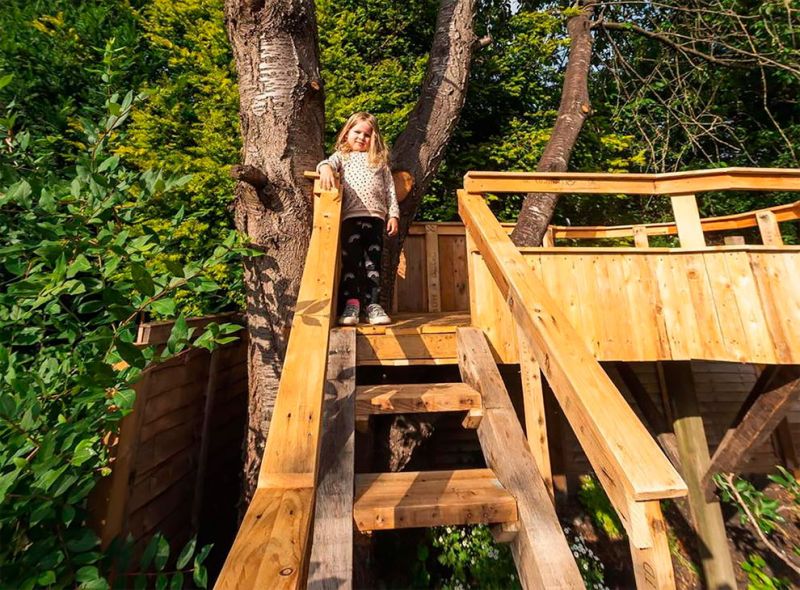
[670, 194, 706, 248]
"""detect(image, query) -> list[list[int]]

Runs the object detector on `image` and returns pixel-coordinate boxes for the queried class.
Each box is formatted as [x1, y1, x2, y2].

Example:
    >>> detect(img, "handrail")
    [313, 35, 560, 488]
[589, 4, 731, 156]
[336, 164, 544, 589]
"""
[464, 167, 800, 195]
[216, 180, 342, 589]
[549, 199, 800, 240]
[458, 188, 687, 547]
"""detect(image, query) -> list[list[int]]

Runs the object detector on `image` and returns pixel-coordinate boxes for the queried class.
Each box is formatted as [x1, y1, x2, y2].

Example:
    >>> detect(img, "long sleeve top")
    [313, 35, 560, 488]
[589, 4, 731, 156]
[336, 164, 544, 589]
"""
[317, 151, 400, 222]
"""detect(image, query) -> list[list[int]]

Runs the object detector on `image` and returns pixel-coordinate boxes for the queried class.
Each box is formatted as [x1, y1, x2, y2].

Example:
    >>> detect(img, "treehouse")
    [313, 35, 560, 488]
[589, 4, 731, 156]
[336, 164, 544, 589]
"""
[90, 168, 800, 589]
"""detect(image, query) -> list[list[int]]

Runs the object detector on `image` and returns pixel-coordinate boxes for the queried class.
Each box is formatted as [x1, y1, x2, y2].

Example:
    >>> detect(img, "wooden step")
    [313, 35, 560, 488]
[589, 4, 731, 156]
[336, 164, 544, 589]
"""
[353, 469, 517, 531]
[356, 383, 481, 416]
[349, 312, 470, 365]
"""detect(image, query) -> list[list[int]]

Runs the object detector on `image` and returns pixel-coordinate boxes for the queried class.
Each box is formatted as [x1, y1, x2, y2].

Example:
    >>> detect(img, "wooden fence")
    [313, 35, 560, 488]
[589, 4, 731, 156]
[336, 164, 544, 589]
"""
[89, 315, 248, 559]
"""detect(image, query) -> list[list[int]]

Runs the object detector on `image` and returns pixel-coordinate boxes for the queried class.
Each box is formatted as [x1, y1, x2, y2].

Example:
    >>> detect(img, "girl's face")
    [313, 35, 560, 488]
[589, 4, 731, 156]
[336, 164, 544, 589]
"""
[346, 120, 373, 152]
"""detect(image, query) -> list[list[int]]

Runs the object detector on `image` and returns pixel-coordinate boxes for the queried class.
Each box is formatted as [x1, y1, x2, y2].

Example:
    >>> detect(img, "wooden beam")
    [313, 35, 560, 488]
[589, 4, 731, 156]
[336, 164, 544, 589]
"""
[217, 185, 343, 590]
[353, 469, 517, 531]
[670, 195, 705, 249]
[516, 324, 553, 501]
[633, 225, 650, 248]
[628, 502, 676, 590]
[463, 167, 800, 195]
[457, 328, 584, 589]
[308, 329, 356, 590]
[425, 224, 442, 312]
[355, 382, 481, 415]
[757, 210, 783, 246]
[665, 362, 737, 589]
[702, 365, 800, 500]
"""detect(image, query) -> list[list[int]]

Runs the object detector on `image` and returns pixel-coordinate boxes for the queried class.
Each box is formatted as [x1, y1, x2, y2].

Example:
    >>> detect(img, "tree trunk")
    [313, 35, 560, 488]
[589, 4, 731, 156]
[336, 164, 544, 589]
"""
[223, 0, 325, 503]
[509, 2, 595, 247]
[380, 0, 477, 307]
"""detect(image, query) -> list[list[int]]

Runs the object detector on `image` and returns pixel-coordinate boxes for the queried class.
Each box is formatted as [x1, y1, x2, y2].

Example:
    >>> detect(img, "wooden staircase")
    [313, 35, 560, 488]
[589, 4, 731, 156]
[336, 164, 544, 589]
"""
[217, 169, 800, 590]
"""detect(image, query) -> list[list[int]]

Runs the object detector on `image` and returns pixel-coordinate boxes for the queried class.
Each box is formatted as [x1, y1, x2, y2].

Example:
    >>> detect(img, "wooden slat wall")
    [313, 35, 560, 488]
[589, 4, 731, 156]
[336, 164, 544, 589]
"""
[90, 331, 248, 553]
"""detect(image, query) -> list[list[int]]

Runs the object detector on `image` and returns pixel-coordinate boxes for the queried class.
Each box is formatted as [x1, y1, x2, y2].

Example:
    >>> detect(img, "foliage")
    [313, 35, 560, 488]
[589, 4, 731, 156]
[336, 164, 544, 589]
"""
[116, 0, 243, 315]
[715, 468, 800, 585]
[0, 85, 244, 588]
[741, 554, 792, 590]
[0, 0, 149, 173]
[563, 525, 609, 590]
[577, 475, 624, 542]
[105, 533, 212, 590]
[425, 525, 520, 589]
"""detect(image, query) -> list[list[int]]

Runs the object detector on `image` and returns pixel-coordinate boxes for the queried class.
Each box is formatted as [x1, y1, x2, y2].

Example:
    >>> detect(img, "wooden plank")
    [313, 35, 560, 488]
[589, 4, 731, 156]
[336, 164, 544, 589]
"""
[516, 324, 553, 501]
[356, 332, 457, 364]
[633, 225, 650, 248]
[356, 382, 481, 415]
[425, 224, 442, 312]
[629, 501, 676, 590]
[723, 252, 776, 364]
[309, 329, 356, 590]
[457, 328, 584, 588]
[702, 365, 800, 499]
[397, 236, 427, 312]
[681, 253, 725, 360]
[439, 235, 469, 311]
[458, 190, 686, 507]
[665, 362, 737, 589]
[353, 469, 517, 531]
[703, 252, 749, 362]
[463, 168, 800, 195]
[670, 195, 705, 249]
[89, 371, 152, 547]
[217, 184, 342, 590]
[757, 210, 783, 246]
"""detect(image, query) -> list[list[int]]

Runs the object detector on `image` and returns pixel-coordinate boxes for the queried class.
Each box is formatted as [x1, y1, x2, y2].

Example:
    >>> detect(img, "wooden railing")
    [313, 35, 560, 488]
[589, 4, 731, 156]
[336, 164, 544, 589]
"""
[459, 186, 691, 588]
[216, 180, 342, 589]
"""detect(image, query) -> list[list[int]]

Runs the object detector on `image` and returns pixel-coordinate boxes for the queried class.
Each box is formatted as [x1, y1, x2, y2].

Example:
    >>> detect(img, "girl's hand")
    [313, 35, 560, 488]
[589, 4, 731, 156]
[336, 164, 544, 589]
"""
[319, 164, 336, 191]
[387, 217, 399, 237]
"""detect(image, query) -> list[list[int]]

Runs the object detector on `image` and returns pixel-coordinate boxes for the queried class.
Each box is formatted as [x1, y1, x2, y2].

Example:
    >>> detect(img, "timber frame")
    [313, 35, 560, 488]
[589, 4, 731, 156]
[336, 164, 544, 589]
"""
[214, 167, 800, 590]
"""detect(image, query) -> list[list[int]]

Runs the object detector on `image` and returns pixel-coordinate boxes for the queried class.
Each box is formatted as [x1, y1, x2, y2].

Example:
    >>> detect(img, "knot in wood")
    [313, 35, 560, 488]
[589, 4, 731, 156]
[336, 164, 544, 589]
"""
[280, 567, 294, 576]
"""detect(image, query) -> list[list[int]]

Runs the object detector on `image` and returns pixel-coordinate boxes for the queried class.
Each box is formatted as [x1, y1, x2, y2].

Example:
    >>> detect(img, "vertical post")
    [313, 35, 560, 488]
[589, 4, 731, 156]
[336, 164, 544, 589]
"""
[670, 195, 706, 248]
[542, 226, 555, 248]
[633, 225, 650, 248]
[192, 347, 220, 530]
[665, 362, 737, 589]
[425, 224, 442, 312]
[515, 324, 553, 502]
[756, 210, 783, 246]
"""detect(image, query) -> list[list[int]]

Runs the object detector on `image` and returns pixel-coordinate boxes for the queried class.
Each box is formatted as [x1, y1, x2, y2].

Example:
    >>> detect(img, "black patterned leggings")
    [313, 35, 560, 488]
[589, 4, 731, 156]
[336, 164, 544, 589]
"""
[339, 216, 385, 310]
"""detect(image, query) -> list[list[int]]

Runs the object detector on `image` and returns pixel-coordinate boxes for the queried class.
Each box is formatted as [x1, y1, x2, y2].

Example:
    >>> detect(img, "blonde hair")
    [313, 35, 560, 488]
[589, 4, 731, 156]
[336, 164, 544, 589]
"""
[334, 112, 389, 167]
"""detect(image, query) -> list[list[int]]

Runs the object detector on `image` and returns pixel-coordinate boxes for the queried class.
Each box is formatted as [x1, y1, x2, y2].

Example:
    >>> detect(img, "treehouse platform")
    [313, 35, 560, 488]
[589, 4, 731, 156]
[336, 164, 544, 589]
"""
[90, 168, 800, 589]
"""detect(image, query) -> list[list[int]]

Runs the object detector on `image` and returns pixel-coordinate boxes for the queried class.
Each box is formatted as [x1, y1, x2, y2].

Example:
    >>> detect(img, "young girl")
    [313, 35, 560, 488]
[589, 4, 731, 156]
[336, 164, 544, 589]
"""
[317, 112, 399, 325]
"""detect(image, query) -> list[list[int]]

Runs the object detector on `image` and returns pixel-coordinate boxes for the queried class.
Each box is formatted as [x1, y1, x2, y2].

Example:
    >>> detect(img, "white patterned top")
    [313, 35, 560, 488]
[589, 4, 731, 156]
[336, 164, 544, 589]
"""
[317, 151, 400, 221]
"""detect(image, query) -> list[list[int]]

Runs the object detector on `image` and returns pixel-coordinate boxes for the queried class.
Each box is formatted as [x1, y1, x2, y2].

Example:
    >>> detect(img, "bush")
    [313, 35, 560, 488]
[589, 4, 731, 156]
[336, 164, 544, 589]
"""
[0, 82, 243, 588]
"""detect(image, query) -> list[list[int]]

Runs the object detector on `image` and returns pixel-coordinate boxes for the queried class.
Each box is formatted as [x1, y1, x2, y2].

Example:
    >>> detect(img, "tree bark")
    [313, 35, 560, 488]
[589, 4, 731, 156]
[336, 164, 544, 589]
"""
[380, 0, 477, 307]
[509, 2, 595, 247]
[223, 0, 325, 503]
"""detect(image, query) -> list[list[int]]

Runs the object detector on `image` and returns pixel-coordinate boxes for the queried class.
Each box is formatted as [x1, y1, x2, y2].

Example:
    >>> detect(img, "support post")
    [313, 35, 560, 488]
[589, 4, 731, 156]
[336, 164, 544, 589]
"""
[516, 324, 553, 502]
[425, 224, 441, 312]
[670, 195, 706, 248]
[457, 328, 584, 589]
[665, 362, 737, 589]
[308, 329, 357, 590]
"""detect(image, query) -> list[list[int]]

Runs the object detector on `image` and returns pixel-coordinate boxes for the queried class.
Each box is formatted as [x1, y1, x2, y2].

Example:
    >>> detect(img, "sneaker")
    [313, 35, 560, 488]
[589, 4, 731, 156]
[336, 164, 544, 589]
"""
[365, 303, 391, 325]
[338, 302, 360, 326]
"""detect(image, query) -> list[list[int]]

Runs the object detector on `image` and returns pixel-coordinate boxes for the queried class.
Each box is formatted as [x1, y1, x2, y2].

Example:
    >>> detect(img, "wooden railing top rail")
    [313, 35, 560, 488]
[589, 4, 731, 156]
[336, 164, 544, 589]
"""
[217, 180, 343, 589]
[458, 188, 687, 546]
[549, 199, 800, 240]
[464, 167, 800, 195]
